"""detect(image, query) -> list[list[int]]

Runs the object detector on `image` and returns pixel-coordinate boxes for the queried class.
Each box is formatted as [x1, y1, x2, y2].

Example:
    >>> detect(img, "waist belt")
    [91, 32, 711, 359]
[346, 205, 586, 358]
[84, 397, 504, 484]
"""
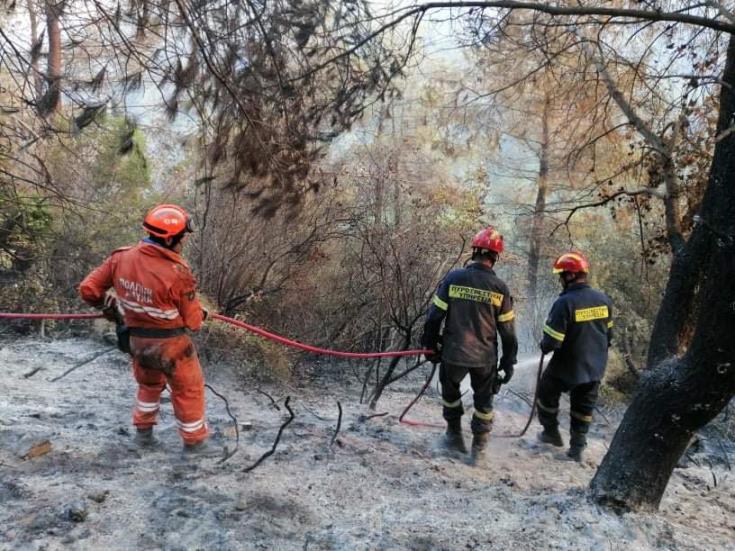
[128, 327, 186, 338]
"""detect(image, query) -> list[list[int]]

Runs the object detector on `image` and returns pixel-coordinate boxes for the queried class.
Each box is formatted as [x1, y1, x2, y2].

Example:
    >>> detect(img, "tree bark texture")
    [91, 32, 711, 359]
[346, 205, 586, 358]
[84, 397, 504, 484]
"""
[43, 0, 62, 115]
[646, 225, 711, 365]
[646, 31, 735, 366]
[27, 0, 44, 98]
[527, 93, 550, 311]
[590, 34, 735, 511]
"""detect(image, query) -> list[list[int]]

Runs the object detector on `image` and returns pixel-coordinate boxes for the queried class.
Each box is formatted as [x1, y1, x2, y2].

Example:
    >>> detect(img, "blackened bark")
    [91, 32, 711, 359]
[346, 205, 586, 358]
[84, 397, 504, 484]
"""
[590, 244, 735, 510]
[647, 226, 711, 365]
[591, 34, 735, 511]
[646, 30, 735, 366]
[527, 94, 550, 311]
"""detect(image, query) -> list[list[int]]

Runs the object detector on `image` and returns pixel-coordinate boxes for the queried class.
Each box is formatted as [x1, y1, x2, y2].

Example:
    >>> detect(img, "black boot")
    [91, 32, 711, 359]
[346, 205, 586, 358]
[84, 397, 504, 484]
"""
[567, 431, 586, 462]
[537, 426, 564, 447]
[468, 432, 490, 467]
[444, 419, 468, 454]
[134, 427, 156, 448]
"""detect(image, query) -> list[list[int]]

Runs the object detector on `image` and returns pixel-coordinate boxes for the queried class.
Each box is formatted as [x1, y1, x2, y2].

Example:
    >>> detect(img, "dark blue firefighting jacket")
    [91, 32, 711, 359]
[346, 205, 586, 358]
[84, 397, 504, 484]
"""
[540, 282, 613, 385]
[422, 263, 518, 369]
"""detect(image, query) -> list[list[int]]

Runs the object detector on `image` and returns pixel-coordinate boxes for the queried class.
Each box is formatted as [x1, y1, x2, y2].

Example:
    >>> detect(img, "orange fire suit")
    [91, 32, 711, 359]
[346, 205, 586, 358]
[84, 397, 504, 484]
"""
[79, 240, 208, 445]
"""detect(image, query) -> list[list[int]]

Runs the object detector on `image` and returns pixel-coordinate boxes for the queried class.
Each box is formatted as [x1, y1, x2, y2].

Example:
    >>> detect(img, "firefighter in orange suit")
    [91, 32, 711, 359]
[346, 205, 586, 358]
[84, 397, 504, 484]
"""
[79, 204, 213, 455]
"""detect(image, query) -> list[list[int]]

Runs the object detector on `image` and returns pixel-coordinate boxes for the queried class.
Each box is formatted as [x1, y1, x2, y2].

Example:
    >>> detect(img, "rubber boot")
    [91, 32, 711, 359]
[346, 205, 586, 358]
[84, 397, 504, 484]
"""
[134, 427, 156, 448]
[537, 426, 564, 447]
[181, 439, 224, 460]
[467, 432, 490, 467]
[567, 431, 586, 462]
[443, 419, 468, 454]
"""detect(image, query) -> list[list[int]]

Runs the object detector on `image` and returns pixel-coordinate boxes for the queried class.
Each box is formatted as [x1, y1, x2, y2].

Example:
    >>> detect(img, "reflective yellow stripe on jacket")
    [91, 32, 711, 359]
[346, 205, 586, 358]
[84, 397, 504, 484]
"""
[543, 324, 565, 342]
[433, 295, 448, 311]
[498, 310, 515, 323]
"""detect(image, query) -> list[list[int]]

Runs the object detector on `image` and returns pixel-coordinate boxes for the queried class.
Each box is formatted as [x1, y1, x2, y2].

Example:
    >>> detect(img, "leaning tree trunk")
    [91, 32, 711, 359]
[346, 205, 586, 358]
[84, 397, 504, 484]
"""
[527, 93, 550, 319]
[646, 227, 712, 365]
[590, 34, 735, 511]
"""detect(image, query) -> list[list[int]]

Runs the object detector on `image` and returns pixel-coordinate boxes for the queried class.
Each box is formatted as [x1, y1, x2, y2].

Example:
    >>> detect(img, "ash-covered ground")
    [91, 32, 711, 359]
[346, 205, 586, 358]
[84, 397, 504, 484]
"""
[0, 337, 732, 550]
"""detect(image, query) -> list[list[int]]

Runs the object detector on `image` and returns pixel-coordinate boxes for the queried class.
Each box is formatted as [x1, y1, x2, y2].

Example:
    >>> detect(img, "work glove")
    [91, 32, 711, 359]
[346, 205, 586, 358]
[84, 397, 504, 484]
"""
[102, 289, 120, 323]
[497, 358, 514, 385]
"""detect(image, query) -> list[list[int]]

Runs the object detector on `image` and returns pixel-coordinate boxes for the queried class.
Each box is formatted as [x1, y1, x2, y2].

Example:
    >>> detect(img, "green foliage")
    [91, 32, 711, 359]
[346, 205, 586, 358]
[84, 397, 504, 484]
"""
[0, 116, 155, 316]
[44, 116, 154, 300]
[0, 193, 53, 272]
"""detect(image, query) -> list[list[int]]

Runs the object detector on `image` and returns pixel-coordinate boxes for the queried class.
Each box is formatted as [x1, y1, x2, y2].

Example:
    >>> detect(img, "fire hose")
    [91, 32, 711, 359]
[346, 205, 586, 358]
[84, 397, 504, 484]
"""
[0, 311, 541, 436]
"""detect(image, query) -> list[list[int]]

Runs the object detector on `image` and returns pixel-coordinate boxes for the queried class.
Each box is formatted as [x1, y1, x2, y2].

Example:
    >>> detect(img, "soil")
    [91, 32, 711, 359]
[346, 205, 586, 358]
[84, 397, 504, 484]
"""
[0, 337, 733, 550]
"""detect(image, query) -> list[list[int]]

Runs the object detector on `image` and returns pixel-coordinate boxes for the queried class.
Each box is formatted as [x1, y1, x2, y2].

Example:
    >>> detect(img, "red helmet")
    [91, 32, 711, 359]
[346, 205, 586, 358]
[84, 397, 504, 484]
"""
[142, 204, 193, 238]
[552, 251, 590, 274]
[471, 226, 504, 255]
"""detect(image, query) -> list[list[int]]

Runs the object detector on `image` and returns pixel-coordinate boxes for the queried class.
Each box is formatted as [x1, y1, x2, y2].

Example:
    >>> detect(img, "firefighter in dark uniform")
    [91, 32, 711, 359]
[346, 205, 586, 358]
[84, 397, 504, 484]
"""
[537, 251, 613, 462]
[422, 226, 518, 465]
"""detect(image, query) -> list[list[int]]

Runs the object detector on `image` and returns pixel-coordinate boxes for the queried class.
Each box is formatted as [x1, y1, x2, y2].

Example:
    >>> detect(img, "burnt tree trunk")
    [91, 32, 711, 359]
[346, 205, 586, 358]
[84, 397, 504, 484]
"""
[646, 226, 711, 365]
[527, 94, 550, 316]
[590, 34, 735, 511]
[42, 0, 62, 115]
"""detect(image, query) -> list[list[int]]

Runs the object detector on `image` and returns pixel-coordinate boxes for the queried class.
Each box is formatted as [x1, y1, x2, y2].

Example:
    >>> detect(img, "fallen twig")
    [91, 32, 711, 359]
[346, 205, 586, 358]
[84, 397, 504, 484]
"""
[358, 411, 389, 422]
[255, 388, 281, 411]
[23, 366, 44, 379]
[594, 406, 613, 427]
[205, 383, 239, 464]
[330, 401, 343, 448]
[505, 387, 533, 408]
[243, 396, 294, 473]
[48, 347, 117, 382]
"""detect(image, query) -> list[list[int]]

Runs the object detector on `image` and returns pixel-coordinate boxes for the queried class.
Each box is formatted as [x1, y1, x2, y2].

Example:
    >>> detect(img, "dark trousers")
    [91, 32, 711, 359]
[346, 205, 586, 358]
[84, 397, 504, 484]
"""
[537, 371, 599, 445]
[440, 362, 496, 434]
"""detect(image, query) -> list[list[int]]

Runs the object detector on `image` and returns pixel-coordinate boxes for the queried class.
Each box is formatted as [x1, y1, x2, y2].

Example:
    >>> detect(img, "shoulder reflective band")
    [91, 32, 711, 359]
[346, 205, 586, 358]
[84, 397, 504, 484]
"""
[448, 285, 503, 307]
[543, 324, 565, 342]
[432, 295, 448, 311]
[574, 305, 609, 322]
[498, 310, 515, 322]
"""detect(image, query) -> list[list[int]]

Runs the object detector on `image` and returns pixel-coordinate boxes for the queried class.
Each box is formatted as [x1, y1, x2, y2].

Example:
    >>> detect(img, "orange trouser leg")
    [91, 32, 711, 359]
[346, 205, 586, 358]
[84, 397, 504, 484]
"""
[168, 349, 208, 445]
[130, 335, 208, 444]
[132, 359, 166, 429]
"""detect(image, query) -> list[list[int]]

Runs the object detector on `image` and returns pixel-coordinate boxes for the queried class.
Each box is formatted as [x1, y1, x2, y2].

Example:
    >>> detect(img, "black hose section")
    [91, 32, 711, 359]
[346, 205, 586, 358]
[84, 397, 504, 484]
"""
[205, 383, 239, 463]
[498, 353, 546, 439]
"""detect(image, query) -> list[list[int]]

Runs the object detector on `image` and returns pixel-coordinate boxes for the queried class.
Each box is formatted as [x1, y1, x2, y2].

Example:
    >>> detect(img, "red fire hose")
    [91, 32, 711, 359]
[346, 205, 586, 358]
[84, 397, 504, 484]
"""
[1, 311, 544, 435]
[210, 313, 432, 359]
[1, 311, 434, 426]
[0, 311, 432, 359]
